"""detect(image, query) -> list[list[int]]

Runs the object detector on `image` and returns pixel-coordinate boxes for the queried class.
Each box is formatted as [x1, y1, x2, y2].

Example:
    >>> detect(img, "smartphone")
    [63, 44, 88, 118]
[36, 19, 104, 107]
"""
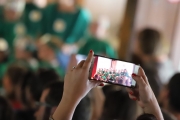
[88, 55, 139, 87]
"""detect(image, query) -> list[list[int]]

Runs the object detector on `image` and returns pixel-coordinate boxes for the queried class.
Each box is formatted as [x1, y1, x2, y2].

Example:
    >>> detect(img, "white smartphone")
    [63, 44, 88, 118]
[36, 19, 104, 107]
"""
[88, 55, 139, 87]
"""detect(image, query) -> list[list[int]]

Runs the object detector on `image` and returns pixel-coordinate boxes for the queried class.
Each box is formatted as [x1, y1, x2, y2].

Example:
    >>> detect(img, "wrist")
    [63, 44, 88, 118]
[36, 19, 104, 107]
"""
[62, 93, 81, 105]
[143, 97, 163, 120]
[52, 94, 81, 120]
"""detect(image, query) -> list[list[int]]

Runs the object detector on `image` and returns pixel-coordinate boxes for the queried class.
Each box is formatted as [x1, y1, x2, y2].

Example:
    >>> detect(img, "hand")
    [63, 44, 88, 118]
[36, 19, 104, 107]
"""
[52, 50, 104, 120]
[63, 50, 103, 101]
[126, 67, 163, 120]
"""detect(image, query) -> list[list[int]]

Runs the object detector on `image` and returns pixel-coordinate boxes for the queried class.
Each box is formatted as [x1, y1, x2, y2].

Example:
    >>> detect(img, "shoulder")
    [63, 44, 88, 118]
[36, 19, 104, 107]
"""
[78, 8, 91, 21]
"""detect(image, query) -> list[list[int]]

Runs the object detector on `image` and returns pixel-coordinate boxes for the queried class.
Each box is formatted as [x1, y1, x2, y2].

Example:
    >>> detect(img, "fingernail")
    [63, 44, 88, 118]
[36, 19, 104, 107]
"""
[132, 98, 137, 101]
[90, 50, 92, 53]
[99, 83, 104, 86]
[129, 91, 133, 95]
[132, 73, 137, 77]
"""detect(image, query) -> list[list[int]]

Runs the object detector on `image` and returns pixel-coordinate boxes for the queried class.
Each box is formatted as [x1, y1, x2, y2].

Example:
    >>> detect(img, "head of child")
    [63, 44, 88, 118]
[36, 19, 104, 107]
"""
[14, 36, 36, 60]
[37, 34, 61, 62]
[3, 64, 28, 109]
[34, 81, 91, 120]
[90, 16, 110, 39]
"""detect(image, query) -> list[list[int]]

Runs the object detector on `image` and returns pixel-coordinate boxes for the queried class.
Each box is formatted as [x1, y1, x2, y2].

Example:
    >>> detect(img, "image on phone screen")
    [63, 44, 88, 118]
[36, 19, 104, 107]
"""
[89, 55, 138, 87]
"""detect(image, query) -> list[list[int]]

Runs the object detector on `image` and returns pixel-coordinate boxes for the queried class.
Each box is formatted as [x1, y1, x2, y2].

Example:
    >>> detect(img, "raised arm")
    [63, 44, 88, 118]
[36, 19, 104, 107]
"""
[126, 67, 164, 120]
[51, 50, 103, 120]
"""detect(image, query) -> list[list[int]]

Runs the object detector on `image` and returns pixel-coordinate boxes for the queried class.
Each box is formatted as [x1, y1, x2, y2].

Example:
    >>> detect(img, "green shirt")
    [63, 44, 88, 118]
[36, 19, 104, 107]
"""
[104, 72, 109, 77]
[0, 6, 3, 19]
[0, 20, 26, 50]
[42, 4, 90, 43]
[78, 36, 117, 58]
[22, 3, 43, 38]
[0, 62, 9, 86]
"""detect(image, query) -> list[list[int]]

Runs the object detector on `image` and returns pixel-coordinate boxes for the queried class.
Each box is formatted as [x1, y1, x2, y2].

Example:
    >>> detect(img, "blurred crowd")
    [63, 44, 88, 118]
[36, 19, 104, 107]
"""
[93, 69, 132, 87]
[0, 0, 180, 120]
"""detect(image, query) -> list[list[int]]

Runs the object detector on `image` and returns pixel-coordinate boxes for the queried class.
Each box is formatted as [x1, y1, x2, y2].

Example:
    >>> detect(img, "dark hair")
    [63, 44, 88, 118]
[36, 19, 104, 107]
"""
[44, 81, 64, 107]
[44, 81, 92, 120]
[138, 28, 161, 55]
[35, 68, 60, 101]
[0, 96, 14, 120]
[168, 73, 180, 112]
[36, 68, 60, 85]
[136, 114, 157, 120]
[72, 95, 91, 120]
[20, 70, 41, 106]
[101, 86, 137, 120]
[5, 64, 28, 85]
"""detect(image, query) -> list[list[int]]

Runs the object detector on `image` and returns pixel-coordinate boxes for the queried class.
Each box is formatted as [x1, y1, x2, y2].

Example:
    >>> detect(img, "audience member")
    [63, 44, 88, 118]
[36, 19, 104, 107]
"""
[132, 28, 175, 97]
[14, 36, 38, 70]
[0, 96, 15, 120]
[78, 16, 117, 58]
[37, 34, 64, 77]
[3, 64, 28, 110]
[34, 81, 92, 120]
[100, 87, 138, 120]
[158, 73, 180, 120]
[0, 38, 9, 87]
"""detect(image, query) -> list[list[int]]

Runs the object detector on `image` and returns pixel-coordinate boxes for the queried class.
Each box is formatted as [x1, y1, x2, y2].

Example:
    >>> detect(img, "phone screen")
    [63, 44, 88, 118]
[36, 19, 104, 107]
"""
[89, 55, 137, 87]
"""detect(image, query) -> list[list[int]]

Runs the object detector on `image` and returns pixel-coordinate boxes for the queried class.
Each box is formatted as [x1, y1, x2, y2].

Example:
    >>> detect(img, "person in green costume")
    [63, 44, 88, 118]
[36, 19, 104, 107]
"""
[42, 0, 91, 55]
[0, 0, 26, 51]
[104, 69, 109, 78]
[0, 38, 10, 88]
[22, 0, 43, 39]
[37, 34, 65, 78]
[78, 16, 117, 58]
[14, 36, 38, 71]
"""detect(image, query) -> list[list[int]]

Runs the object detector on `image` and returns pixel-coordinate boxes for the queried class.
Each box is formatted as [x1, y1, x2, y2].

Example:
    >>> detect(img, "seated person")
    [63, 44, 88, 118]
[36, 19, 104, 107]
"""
[50, 50, 164, 120]
[14, 36, 38, 70]
[37, 34, 64, 77]
[78, 16, 117, 58]
[158, 73, 180, 120]
[100, 88, 138, 120]
[3, 64, 36, 120]
[0, 96, 15, 120]
[3, 64, 28, 110]
[24, 68, 60, 111]
[0, 38, 10, 88]
[34, 81, 92, 120]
